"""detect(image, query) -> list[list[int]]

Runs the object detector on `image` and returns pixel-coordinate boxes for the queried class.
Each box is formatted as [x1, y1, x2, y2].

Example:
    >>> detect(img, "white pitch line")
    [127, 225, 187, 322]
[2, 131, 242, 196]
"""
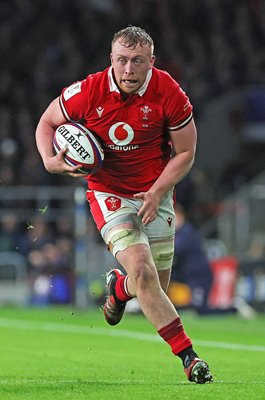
[0, 378, 263, 386]
[0, 317, 264, 352]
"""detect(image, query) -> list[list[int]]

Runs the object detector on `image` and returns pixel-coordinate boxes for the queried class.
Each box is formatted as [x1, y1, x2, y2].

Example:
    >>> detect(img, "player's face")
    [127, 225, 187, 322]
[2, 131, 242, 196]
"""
[111, 40, 155, 95]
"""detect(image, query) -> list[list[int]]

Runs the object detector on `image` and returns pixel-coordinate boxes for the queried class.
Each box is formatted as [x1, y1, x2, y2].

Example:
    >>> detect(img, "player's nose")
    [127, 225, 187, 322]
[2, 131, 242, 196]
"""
[124, 61, 134, 74]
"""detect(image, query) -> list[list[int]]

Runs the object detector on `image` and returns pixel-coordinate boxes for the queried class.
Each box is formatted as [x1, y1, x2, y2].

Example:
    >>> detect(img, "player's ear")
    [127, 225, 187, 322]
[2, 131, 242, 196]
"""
[110, 53, 114, 65]
[150, 55, 156, 67]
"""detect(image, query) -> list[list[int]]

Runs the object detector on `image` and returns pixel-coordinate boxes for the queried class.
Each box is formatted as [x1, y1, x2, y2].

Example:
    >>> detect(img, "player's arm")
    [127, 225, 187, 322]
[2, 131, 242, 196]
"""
[35, 97, 84, 177]
[135, 118, 197, 224]
[162, 117, 197, 193]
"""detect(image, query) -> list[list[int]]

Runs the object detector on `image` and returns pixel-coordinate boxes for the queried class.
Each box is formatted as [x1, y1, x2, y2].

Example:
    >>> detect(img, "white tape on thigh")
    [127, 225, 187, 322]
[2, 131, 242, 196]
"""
[150, 239, 174, 270]
[105, 228, 149, 257]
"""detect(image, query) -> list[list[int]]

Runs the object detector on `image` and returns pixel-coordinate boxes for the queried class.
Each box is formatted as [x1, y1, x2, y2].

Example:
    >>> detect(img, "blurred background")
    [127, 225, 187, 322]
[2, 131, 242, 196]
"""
[0, 0, 265, 314]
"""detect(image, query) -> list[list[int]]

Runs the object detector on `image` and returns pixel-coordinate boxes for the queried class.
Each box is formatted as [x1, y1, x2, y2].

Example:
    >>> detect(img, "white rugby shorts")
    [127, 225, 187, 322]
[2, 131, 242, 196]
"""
[86, 190, 175, 270]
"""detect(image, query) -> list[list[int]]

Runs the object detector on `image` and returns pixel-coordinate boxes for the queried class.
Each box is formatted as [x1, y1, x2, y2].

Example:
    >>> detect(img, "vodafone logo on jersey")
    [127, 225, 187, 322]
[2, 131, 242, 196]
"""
[107, 122, 139, 151]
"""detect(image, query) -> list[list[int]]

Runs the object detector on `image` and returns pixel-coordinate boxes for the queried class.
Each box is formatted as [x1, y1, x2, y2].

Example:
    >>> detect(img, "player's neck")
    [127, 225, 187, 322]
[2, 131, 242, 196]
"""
[120, 90, 132, 101]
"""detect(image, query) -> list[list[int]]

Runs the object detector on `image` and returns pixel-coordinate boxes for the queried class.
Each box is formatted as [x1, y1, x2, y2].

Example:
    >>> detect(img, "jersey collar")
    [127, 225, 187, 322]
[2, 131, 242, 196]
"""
[108, 67, 153, 97]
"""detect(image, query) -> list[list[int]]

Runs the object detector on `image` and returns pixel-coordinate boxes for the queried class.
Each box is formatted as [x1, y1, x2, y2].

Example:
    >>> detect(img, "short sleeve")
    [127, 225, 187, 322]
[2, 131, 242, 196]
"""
[59, 77, 91, 121]
[165, 79, 193, 131]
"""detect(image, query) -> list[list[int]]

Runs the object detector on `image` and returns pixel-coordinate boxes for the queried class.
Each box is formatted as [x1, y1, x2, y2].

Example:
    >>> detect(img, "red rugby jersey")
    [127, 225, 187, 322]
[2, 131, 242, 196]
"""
[60, 66, 193, 196]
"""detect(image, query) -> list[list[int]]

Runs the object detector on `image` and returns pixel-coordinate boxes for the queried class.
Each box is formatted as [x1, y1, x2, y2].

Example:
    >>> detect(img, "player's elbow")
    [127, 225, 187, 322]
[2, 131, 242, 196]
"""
[179, 149, 196, 169]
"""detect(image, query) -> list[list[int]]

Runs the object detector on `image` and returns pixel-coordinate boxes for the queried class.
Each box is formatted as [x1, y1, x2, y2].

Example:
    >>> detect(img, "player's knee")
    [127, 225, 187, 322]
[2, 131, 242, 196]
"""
[130, 252, 161, 295]
[132, 259, 158, 291]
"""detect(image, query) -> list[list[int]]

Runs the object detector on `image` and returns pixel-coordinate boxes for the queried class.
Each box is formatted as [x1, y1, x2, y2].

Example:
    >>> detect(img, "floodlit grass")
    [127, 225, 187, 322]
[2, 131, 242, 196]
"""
[0, 307, 264, 399]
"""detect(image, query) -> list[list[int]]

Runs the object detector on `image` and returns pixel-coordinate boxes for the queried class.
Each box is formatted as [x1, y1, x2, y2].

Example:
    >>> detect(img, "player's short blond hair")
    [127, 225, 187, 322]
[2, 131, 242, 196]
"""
[112, 25, 154, 55]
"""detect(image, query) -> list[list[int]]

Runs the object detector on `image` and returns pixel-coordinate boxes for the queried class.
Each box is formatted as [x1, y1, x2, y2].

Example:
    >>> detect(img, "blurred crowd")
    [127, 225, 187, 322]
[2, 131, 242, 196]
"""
[0, 209, 76, 303]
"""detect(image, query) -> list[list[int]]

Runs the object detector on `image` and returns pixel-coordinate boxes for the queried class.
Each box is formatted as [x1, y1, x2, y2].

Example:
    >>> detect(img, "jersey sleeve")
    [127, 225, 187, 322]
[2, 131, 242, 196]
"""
[59, 77, 91, 121]
[165, 78, 193, 131]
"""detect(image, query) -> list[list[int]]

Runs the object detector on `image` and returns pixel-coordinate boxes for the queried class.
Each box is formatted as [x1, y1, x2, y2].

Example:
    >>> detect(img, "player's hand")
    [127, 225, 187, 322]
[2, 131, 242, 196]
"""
[44, 147, 86, 178]
[134, 191, 160, 225]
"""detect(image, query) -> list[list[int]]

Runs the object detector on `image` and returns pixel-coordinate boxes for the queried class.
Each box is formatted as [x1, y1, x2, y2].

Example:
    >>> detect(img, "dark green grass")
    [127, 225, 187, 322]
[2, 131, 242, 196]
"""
[0, 307, 264, 399]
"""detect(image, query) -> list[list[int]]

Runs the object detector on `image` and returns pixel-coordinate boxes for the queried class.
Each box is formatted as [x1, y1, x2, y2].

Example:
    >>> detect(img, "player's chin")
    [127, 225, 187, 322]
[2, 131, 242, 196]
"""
[120, 82, 140, 94]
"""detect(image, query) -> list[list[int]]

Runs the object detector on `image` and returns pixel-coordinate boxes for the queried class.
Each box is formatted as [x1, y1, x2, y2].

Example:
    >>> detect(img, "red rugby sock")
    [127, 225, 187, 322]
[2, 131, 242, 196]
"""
[158, 317, 192, 355]
[114, 275, 133, 303]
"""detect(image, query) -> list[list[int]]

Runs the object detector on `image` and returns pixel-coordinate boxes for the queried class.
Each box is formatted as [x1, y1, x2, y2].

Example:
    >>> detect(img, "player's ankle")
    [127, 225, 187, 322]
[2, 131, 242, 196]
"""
[178, 347, 198, 366]
[114, 275, 133, 303]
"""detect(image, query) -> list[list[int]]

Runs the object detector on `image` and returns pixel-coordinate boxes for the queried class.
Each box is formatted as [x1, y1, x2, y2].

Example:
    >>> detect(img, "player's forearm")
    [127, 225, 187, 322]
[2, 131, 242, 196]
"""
[149, 151, 194, 199]
[35, 119, 56, 166]
[36, 97, 67, 165]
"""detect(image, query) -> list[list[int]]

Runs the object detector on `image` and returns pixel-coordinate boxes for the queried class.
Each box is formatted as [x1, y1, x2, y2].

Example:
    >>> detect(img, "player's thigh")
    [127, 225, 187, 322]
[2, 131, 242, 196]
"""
[87, 189, 174, 272]
[87, 190, 149, 256]
[86, 190, 140, 232]
[145, 190, 175, 270]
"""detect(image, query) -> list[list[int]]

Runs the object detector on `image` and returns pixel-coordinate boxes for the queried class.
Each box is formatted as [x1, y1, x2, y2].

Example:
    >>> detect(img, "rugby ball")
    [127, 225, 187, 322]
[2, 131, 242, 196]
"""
[53, 122, 104, 174]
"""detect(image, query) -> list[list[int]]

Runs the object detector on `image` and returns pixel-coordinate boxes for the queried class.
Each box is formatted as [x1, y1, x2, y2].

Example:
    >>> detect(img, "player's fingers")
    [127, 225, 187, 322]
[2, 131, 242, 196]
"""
[140, 208, 157, 223]
[57, 146, 69, 159]
[63, 163, 83, 174]
[68, 172, 87, 178]
[134, 192, 145, 200]
[137, 202, 147, 217]
[142, 214, 155, 225]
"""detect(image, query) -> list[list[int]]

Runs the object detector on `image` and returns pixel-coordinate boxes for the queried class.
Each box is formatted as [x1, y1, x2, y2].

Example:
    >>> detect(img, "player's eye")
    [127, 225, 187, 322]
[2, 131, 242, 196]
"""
[117, 58, 127, 65]
[134, 58, 142, 65]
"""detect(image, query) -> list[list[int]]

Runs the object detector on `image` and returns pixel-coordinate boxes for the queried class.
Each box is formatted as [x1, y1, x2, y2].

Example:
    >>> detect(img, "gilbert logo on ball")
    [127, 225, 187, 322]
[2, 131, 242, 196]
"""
[53, 122, 104, 174]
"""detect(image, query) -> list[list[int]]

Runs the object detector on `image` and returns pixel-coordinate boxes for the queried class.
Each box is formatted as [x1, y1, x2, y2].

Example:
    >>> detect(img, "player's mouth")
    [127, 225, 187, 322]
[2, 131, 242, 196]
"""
[122, 79, 138, 87]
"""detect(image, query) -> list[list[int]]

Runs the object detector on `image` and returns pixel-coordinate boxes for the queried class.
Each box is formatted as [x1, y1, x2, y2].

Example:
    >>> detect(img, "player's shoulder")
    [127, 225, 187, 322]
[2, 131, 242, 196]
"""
[61, 68, 110, 112]
[82, 67, 109, 89]
[152, 67, 179, 85]
[87, 67, 109, 81]
[151, 67, 181, 92]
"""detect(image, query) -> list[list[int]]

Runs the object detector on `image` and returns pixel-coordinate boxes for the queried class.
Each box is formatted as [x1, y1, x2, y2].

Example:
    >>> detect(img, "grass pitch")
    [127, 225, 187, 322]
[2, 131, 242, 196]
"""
[0, 307, 264, 400]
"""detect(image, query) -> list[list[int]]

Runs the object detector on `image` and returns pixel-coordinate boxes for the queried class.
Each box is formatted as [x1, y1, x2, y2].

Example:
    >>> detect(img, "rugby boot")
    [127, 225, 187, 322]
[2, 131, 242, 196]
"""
[103, 269, 126, 326]
[184, 355, 213, 384]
